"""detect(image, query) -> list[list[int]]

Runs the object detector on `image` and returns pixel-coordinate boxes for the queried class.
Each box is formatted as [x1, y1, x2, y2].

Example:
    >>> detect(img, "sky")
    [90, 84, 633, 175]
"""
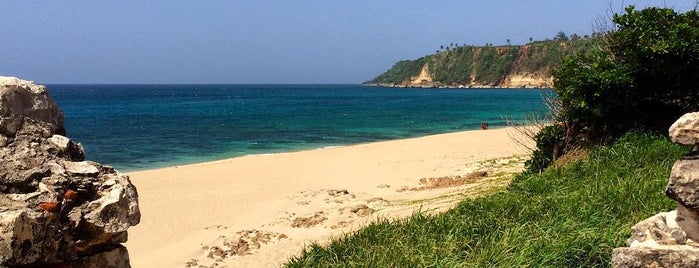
[0, 1, 696, 84]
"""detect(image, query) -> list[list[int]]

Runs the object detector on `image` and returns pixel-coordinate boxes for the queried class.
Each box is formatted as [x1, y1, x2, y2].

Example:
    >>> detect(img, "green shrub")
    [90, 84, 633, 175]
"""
[525, 6, 699, 172]
[553, 6, 699, 146]
[525, 124, 565, 173]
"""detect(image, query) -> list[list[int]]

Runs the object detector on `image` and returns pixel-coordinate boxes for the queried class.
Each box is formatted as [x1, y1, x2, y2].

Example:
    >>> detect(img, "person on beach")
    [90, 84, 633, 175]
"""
[481, 122, 488, 130]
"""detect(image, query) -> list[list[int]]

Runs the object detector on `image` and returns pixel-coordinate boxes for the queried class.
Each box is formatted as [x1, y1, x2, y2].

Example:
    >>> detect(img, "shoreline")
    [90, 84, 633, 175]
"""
[124, 127, 534, 267]
[119, 126, 512, 173]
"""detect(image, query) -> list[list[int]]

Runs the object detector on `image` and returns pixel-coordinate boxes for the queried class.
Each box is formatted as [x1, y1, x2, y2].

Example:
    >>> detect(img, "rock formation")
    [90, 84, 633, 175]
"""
[0, 77, 140, 267]
[613, 112, 699, 267]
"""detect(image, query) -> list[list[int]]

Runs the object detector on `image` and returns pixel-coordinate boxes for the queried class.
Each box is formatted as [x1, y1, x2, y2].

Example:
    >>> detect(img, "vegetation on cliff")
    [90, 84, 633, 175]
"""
[366, 36, 599, 87]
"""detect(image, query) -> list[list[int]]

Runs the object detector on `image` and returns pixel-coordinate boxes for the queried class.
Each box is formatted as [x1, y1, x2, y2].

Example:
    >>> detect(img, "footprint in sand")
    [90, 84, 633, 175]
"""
[323, 189, 356, 204]
[349, 204, 374, 216]
[203, 225, 229, 230]
[291, 212, 327, 228]
[376, 184, 391, 189]
[191, 230, 288, 267]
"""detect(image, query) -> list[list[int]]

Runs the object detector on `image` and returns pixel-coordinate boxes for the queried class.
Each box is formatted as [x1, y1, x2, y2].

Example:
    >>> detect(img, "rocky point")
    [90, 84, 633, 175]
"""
[0, 77, 140, 268]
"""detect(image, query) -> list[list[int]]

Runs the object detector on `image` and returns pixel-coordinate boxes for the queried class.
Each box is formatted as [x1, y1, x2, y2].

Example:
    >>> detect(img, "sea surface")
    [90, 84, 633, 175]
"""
[48, 84, 552, 171]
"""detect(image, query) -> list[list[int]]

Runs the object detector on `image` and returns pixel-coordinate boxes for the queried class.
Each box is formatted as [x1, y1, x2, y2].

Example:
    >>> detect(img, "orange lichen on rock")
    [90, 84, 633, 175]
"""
[63, 189, 78, 201]
[39, 202, 59, 213]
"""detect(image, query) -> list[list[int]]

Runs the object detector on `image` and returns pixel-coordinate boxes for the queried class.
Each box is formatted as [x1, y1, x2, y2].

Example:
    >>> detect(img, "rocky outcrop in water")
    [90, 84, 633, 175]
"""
[613, 112, 699, 267]
[0, 77, 140, 267]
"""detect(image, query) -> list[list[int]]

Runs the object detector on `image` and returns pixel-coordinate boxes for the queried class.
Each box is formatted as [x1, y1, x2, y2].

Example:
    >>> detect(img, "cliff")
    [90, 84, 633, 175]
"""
[365, 38, 599, 88]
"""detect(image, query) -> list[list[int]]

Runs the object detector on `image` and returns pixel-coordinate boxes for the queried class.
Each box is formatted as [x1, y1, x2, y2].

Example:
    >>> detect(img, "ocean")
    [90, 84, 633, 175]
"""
[48, 84, 551, 171]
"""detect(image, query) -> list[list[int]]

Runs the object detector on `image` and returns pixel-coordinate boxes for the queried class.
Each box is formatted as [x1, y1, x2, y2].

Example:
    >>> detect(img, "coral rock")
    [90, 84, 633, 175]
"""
[666, 158, 699, 209]
[0, 77, 140, 267]
[676, 205, 699, 242]
[626, 210, 689, 247]
[669, 112, 699, 146]
[613, 247, 699, 268]
[0, 76, 64, 137]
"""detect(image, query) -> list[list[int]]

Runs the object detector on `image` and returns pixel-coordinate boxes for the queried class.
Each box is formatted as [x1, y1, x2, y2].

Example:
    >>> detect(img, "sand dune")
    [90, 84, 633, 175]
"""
[124, 127, 532, 267]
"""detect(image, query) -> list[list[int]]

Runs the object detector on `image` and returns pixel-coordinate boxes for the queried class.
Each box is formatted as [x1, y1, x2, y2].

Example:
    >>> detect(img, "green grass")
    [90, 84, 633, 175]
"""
[285, 133, 688, 267]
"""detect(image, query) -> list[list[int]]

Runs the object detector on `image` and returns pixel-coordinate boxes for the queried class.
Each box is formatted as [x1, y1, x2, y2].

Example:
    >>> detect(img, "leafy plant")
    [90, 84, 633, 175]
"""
[553, 6, 699, 146]
[525, 124, 565, 173]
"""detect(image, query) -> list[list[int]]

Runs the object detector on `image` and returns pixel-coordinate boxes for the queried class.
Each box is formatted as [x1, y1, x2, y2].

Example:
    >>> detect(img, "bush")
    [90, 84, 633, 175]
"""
[556, 6, 699, 140]
[525, 124, 565, 173]
[534, 6, 699, 171]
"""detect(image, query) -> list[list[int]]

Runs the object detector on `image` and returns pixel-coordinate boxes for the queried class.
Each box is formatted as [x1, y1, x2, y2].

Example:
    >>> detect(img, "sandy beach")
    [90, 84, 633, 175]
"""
[124, 127, 533, 267]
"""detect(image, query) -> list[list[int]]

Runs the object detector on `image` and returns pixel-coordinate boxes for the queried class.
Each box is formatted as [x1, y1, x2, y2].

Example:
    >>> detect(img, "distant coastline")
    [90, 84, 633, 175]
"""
[365, 38, 599, 89]
[361, 82, 550, 89]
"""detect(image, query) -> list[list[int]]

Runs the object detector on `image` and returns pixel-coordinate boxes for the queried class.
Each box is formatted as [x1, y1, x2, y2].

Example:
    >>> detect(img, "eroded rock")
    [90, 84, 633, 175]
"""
[0, 76, 64, 137]
[666, 157, 699, 209]
[613, 247, 699, 268]
[0, 77, 140, 267]
[614, 112, 699, 267]
[676, 205, 699, 242]
[669, 112, 699, 146]
[627, 211, 689, 247]
[72, 245, 132, 268]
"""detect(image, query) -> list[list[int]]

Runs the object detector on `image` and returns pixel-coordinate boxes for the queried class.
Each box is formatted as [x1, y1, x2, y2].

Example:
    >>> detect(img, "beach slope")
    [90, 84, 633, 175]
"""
[125, 127, 531, 267]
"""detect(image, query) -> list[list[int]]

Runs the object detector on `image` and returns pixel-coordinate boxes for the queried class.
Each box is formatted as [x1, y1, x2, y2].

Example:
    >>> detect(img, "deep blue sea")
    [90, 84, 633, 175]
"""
[48, 84, 551, 171]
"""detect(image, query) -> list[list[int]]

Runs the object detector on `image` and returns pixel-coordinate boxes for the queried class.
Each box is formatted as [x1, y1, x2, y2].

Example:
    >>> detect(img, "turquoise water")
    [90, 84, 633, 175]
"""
[49, 84, 551, 171]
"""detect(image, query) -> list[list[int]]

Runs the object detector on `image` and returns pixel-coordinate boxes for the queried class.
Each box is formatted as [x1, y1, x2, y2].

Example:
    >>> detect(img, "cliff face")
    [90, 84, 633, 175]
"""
[365, 38, 598, 88]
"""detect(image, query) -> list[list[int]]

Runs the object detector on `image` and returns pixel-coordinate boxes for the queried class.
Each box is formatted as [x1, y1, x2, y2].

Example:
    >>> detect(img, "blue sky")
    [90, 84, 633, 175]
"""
[0, 1, 695, 84]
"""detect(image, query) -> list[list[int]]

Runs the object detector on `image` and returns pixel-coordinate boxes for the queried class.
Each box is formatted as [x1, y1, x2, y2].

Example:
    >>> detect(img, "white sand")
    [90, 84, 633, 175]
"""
[124, 127, 532, 267]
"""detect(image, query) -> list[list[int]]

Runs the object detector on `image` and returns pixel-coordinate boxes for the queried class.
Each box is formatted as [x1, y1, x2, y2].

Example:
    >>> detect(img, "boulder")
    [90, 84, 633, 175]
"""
[613, 247, 699, 268]
[666, 157, 699, 209]
[676, 205, 699, 242]
[0, 76, 64, 137]
[669, 112, 699, 146]
[626, 211, 689, 247]
[0, 77, 140, 267]
[72, 245, 132, 268]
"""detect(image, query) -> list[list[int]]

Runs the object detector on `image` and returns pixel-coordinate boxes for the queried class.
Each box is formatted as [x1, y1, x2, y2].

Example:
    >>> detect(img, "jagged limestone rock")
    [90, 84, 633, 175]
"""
[0, 76, 140, 267]
[613, 247, 699, 268]
[0, 76, 64, 137]
[666, 157, 699, 210]
[614, 112, 699, 267]
[669, 112, 699, 146]
[676, 205, 699, 242]
[626, 211, 689, 247]
[72, 245, 132, 268]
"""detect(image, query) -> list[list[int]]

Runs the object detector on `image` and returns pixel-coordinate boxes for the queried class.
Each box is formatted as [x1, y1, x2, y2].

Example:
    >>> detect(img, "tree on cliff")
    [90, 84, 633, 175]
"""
[555, 31, 569, 41]
[527, 6, 699, 172]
